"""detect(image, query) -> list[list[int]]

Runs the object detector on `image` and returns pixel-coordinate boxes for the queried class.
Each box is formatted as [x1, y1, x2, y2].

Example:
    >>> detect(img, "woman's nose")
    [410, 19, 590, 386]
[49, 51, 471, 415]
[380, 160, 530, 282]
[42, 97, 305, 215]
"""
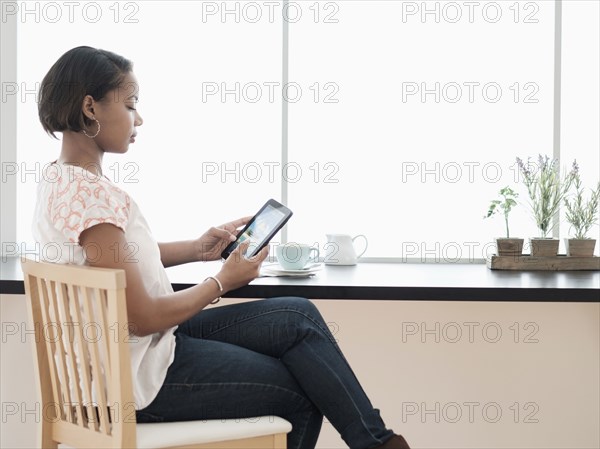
[135, 111, 144, 127]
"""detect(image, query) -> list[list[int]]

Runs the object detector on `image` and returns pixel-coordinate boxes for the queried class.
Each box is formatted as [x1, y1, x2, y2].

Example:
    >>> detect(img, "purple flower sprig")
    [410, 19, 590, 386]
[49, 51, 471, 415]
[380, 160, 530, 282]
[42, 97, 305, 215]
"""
[516, 154, 577, 238]
[564, 162, 600, 239]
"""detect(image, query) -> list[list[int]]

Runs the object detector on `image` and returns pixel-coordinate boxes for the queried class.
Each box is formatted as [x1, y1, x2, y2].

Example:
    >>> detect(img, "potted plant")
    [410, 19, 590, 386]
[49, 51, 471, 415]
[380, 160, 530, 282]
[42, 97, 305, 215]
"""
[516, 155, 576, 256]
[484, 186, 523, 256]
[563, 161, 600, 257]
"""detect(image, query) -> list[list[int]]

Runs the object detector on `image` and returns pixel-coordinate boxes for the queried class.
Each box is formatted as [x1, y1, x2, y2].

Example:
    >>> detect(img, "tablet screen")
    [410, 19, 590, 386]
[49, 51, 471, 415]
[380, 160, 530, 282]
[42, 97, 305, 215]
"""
[221, 199, 293, 259]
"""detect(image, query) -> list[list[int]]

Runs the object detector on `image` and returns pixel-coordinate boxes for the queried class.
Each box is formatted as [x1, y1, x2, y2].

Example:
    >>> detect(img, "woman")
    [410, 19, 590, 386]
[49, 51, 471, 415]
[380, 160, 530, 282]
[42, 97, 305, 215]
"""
[33, 46, 410, 449]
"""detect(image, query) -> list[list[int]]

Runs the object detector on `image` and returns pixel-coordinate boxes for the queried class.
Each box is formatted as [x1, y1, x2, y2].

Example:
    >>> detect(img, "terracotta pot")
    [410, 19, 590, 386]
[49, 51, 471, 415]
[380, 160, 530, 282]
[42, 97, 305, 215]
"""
[565, 239, 596, 257]
[496, 238, 524, 256]
[529, 238, 559, 257]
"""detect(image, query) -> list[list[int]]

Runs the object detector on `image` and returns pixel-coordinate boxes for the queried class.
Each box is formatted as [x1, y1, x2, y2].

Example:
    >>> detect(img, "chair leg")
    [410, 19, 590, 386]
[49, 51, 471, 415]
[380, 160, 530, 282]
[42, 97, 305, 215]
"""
[273, 432, 288, 449]
[38, 421, 58, 449]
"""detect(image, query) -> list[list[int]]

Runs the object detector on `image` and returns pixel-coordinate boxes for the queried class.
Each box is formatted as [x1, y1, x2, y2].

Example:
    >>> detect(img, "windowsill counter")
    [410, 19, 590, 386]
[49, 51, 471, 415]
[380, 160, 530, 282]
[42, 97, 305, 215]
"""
[2, 257, 598, 302]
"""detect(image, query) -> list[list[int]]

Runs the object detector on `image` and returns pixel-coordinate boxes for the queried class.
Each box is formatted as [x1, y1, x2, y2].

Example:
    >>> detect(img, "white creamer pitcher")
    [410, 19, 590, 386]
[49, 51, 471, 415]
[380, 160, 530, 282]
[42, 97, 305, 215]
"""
[324, 234, 368, 265]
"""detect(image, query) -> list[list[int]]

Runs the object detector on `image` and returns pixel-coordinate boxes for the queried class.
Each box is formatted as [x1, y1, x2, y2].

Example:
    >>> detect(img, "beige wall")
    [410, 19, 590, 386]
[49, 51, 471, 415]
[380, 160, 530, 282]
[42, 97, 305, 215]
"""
[314, 299, 600, 449]
[2, 294, 599, 448]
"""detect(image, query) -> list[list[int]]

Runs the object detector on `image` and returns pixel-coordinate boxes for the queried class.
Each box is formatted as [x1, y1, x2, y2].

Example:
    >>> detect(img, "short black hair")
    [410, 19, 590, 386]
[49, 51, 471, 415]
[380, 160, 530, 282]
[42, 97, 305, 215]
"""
[38, 46, 133, 138]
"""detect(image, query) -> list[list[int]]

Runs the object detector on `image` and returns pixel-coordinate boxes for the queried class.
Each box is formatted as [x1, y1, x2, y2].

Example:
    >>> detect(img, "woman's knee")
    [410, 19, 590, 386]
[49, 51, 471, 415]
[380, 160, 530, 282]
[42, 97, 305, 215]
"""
[268, 297, 335, 342]
[271, 296, 321, 316]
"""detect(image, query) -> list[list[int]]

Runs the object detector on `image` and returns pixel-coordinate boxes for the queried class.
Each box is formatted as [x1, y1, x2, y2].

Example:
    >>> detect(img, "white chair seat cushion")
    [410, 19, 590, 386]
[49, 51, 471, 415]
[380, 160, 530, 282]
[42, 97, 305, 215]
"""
[136, 416, 292, 449]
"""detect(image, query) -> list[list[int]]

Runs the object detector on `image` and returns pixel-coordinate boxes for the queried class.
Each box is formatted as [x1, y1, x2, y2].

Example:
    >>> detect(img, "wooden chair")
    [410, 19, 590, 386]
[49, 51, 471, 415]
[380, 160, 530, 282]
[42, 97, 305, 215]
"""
[21, 258, 292, 449]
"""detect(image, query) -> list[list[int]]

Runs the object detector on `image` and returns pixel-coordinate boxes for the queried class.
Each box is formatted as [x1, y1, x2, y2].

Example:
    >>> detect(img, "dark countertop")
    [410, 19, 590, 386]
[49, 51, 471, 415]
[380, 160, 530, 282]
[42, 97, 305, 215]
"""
[3, 256, 599, 302]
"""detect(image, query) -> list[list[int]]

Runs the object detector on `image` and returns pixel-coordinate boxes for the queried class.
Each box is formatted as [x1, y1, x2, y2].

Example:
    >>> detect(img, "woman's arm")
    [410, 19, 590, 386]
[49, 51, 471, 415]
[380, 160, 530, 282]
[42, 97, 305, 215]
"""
[157, 217, 252, 268]
[80, 223, 267, 337]
[157, 240, 201, 268]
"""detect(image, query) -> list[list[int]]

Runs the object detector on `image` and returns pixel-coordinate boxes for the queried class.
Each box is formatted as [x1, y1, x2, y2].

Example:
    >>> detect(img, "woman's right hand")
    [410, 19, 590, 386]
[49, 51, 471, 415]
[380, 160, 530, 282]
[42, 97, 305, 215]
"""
[217, 240, 269, 292]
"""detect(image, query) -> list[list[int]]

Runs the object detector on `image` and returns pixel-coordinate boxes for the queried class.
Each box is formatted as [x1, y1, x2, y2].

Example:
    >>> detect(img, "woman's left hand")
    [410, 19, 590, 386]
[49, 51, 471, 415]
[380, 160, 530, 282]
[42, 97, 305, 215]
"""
[195, 216, 252, 261]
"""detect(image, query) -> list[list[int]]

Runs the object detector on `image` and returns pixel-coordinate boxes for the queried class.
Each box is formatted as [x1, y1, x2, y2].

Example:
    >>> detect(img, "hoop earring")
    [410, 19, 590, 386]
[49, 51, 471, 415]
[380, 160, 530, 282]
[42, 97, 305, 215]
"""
[82, 118, 101, 139]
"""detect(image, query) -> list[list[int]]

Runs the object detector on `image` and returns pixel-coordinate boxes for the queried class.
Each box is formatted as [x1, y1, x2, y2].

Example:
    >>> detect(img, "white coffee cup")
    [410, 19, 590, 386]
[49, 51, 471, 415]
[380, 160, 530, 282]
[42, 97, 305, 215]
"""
[276, 243, 320, 270]
[324, 234, 368, 265]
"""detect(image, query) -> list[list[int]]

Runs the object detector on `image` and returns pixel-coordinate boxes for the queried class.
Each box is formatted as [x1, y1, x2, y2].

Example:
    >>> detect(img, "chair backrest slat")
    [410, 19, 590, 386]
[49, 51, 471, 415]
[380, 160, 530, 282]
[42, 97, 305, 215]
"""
[106, 286, 137, 447]
[58, 281, 87, 427]
[47, 279, 77, 423]
[82, 286, 112, 435]
[36, 276, 65, 422]
[68, 283, 98, 432]
[94, 287, 112, 377]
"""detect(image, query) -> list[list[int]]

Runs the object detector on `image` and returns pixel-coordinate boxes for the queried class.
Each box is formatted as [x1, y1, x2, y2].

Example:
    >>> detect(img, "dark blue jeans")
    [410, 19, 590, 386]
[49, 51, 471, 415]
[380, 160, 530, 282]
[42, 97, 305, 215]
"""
[136, 297, 395, 449]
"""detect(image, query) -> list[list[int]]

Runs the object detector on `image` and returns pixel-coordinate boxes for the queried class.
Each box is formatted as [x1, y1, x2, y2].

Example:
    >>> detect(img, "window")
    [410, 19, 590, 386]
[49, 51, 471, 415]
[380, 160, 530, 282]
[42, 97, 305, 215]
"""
[4, 0, 598, 260]
[560, 0, 600, 251]
[287, 0, 555, 260]
[15, 1, 282, 249]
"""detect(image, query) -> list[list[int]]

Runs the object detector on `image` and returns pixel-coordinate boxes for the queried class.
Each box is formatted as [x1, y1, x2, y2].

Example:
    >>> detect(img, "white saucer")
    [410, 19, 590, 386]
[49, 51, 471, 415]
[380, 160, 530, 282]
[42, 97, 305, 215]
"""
[260, 263, 323, 277]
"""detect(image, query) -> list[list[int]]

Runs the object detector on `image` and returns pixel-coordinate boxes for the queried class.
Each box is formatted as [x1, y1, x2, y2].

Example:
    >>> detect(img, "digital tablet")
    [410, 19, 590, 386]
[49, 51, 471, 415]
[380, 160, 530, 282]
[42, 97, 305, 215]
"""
[221, 199, 293, 260]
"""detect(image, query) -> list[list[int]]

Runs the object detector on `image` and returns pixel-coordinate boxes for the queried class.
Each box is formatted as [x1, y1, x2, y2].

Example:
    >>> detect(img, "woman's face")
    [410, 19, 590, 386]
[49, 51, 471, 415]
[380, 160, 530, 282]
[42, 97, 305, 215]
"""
[88, 71, 143, 153]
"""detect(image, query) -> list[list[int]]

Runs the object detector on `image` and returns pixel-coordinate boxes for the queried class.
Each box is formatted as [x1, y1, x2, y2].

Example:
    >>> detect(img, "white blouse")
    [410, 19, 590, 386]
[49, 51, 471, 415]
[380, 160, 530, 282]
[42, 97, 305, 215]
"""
[32, 161, 177, 410]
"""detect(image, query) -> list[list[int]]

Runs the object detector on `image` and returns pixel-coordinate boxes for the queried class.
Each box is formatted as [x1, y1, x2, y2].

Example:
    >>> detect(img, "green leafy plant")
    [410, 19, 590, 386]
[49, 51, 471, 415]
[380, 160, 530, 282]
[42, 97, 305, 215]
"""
[484, 186, 519, 238]
[516, 155, 577, 238]
[564, 161, 600, 239]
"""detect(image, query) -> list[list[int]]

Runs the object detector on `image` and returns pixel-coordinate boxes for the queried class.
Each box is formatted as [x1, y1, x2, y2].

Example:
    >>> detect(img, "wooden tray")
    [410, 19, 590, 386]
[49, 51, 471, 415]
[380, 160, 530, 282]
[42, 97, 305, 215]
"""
[487, 255, 600, 271]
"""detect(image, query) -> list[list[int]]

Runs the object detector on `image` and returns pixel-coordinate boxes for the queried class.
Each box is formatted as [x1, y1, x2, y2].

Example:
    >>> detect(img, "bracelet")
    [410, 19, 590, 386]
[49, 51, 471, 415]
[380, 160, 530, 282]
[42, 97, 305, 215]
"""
[204, 276, 223, 304]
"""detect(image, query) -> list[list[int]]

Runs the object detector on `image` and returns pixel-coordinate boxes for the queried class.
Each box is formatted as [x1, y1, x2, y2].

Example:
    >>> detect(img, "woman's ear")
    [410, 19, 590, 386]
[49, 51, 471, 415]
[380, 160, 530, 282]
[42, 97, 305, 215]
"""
[81, 94, 96, 120]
